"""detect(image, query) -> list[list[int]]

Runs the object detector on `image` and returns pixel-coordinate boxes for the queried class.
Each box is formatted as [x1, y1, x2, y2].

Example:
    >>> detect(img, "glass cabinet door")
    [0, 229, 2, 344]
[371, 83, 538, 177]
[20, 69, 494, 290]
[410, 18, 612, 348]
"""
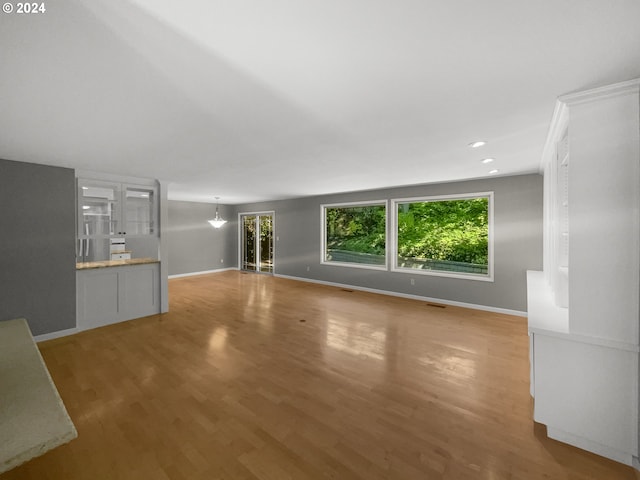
[78, 182, 120, 236]
[124, 185, 156, 235]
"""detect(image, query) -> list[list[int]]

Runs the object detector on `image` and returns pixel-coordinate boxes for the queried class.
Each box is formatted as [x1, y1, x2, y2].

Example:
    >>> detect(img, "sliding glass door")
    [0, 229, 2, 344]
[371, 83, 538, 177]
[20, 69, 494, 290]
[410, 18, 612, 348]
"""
[241, 213, 274, 273]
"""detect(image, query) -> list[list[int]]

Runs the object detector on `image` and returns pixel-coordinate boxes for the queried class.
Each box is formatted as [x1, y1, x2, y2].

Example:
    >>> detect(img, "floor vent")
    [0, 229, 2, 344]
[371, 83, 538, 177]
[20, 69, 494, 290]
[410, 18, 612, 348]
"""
[341, 289, 354, 293]
[426, 303, 446, 308]
[299, 319, 306, 323]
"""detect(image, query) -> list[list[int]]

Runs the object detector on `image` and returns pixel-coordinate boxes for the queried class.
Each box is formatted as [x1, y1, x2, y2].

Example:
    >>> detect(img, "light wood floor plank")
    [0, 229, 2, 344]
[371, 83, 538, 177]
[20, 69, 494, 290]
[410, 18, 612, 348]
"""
[1, 271, 637, 479]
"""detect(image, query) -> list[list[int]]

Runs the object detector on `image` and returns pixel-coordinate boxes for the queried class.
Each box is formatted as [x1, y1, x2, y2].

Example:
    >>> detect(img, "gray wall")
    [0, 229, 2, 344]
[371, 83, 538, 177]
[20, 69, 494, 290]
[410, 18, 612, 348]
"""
[235, 174, 543, 312]
[166, 200, 237, 275]
[0, 159, 76, 335]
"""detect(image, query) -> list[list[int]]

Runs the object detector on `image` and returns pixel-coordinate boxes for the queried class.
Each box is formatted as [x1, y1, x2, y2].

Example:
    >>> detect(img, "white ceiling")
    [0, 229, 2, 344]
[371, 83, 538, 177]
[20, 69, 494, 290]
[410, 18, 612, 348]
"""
[1, 0, 640, 204]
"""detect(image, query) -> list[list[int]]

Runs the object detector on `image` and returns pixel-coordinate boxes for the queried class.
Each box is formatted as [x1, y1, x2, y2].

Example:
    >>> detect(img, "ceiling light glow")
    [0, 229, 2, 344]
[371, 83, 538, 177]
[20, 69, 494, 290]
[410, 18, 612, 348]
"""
[481, 158, 494, 164]
[489, 169, 499, 174]
[469, 141, 486, 148]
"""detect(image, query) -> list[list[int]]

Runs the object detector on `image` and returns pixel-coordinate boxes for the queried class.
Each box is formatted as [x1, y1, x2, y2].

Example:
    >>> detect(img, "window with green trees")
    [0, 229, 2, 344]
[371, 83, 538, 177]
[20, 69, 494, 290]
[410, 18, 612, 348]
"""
[393, 193, 492, 279]
[321, 201, 386, 268]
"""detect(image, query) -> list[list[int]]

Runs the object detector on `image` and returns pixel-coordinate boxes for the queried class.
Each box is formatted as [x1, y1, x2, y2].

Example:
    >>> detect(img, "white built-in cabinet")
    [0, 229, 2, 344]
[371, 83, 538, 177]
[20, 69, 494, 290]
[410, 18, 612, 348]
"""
[77, 178, 159, 263]
[527, 79, 640, 467]
[76, 263, 160, 330]
[77, 179, 157, 237]
[75, 173, 164, 330]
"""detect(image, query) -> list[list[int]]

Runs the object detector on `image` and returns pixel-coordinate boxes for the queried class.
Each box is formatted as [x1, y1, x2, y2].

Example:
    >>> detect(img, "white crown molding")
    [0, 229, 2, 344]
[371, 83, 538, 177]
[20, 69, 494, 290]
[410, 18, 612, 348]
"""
[74, 169, 158, 186]
[540, 100, 569, 173]
[559, 77, 640, 106]
[540, 78, 640, 173]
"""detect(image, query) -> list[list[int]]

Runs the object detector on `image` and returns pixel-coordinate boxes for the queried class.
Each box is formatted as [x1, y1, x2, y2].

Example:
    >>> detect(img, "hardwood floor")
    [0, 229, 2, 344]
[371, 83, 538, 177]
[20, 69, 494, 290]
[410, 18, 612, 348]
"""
[2, 271, 636, 479]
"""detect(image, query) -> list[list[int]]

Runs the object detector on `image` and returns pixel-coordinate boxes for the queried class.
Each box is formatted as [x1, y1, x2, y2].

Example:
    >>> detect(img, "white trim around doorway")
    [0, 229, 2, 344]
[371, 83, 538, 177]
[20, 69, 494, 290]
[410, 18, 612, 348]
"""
[237, 210, 276, 274]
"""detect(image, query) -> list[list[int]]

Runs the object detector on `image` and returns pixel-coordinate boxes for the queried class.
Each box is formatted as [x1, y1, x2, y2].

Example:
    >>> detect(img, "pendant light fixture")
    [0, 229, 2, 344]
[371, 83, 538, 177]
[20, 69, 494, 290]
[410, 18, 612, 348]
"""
[208, 197, 227, 228]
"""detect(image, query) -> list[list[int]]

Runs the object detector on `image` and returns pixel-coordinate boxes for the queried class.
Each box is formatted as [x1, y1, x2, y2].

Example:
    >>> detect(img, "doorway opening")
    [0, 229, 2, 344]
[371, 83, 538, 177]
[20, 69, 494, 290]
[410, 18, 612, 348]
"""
[240, 213, 274, 273]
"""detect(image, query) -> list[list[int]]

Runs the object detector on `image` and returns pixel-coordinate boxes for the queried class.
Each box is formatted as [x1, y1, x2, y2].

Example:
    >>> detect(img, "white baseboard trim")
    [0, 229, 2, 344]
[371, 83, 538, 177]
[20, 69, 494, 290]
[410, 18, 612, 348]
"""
[35, 327, 81, 343]
[274, 273, 527, 317]
[547, 426, 633, 466]
[169, 267, 238, 279]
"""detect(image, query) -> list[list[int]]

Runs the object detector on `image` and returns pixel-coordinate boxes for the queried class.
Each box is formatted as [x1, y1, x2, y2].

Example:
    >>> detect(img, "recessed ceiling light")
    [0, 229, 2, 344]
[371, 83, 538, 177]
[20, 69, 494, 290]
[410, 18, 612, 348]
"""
[481, 158, 494, 164]
[469, 141, 486, 148]
[489, 169, 499, 174]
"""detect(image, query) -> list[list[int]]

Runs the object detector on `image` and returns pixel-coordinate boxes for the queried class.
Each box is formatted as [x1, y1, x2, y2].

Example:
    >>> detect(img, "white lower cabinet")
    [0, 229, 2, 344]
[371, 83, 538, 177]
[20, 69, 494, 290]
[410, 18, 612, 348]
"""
[77, 263, 160, 330]
[532, 333, 638, 465]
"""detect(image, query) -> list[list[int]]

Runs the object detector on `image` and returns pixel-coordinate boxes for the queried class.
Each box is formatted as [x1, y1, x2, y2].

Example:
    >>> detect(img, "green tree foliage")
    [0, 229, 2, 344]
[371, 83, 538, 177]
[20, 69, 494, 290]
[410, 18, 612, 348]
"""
[326, 198, 488, 267]
[326, 205, 386, 255]
[398, 198, 488, 265]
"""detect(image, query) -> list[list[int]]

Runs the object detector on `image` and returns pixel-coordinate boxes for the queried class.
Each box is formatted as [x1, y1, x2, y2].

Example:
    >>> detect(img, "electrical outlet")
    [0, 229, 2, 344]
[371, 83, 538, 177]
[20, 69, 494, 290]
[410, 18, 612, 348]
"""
[306, 266, 310, 272]
[410, 278, 415, 285]
[221, 259, 224, 263]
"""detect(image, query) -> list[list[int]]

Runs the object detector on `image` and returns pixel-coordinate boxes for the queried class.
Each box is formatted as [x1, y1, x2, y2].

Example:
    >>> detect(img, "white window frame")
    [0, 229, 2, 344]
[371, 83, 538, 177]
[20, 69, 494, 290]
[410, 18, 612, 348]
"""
[320, 200, 388, 271]
[390, 192, 494, 282]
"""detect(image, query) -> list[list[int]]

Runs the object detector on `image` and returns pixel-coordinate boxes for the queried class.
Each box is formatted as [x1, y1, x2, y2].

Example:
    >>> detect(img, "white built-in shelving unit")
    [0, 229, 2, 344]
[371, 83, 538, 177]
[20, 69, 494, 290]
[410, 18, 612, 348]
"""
[527, 78, 640, 468]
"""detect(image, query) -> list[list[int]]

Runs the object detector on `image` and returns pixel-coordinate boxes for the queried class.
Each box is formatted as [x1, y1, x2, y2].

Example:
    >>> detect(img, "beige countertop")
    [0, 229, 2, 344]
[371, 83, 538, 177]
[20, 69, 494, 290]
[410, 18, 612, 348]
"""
[76, 258, 160, 270]
[0, 318, 77, 474]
